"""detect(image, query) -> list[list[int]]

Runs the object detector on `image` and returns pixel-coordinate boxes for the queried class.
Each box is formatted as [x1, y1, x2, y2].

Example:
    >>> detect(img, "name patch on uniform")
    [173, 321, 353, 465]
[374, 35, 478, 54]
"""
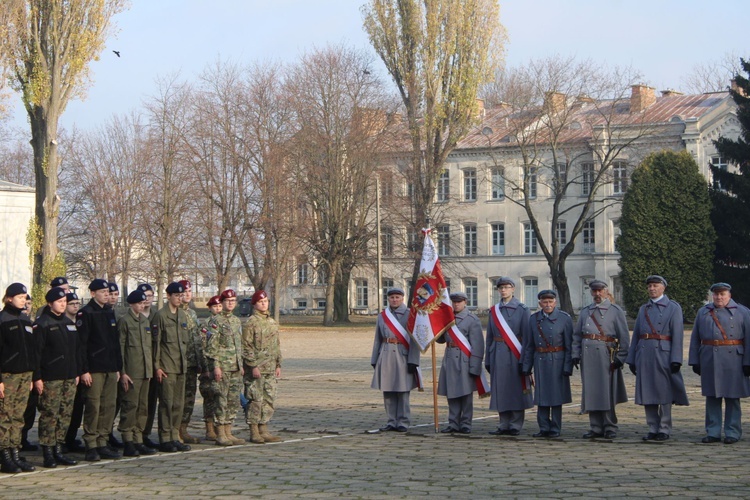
[67, 325, 77, 331]
[25, 326, 33, 333]
[110, 320, 116, 327]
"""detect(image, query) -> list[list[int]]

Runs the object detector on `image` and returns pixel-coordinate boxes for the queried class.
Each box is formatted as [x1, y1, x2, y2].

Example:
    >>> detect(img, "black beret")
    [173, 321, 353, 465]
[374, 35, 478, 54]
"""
[138, 283, 153, 293]
[127, 290, 147, 304]
[65, 292, 79, 302]
[166, 282, 184, 295]
[45, 286, 67, 303]
[5, 283, 28, 297]
[108, 282, 119, 292]
[89, 279, 108, 291]
[50, 276, 68, 287]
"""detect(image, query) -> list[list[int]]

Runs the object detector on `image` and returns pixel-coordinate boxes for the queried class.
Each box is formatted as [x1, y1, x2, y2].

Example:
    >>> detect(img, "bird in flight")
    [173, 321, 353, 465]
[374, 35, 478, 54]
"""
[113, 50, 120, 57]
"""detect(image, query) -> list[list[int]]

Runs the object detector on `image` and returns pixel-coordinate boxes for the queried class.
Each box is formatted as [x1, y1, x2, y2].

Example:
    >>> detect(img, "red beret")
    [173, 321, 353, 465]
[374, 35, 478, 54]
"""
[220, 289, 237, 301]
[251, 289, 268, 305]
[206, 295, 221, 307]
[178, 279, 192, 290]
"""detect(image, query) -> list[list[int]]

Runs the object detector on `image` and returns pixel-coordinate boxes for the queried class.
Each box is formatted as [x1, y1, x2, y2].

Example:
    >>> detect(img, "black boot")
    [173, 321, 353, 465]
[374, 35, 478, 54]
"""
[10, 448, 35, 472]
[123, 441, 139, 457]
[134, 443, 157, 455]
[53, 444, 77, 466]
[20, 435, 38, 452]
[108, 432, 123, 448]
[1, 448, 21, 473]
[42, 446, 57, 468]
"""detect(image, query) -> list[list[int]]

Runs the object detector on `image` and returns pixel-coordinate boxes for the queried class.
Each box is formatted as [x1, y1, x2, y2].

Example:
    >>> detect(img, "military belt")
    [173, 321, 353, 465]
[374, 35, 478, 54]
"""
[384, 338, 400, 344]
[446, 342, 459, 348]
[640, 334, 672, 341]
[493, 336, 505, 343]
[701, 339, 743, 346]
[582, 333, 616, 343]
[536, 345, 565, 353]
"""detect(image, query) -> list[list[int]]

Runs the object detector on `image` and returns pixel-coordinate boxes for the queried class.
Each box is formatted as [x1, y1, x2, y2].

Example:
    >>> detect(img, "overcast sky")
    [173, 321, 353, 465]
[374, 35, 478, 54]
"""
[4, 0, 748, 132]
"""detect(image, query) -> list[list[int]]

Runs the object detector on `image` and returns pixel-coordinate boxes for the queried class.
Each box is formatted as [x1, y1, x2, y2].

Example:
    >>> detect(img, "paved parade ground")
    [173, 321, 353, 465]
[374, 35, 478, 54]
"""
[2, 321, 749, 498]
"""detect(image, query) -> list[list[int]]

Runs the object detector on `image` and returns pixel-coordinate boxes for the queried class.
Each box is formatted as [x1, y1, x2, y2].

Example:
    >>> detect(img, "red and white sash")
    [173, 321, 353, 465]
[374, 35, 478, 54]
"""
[382, 309, 423, 390]
[489, 303, 531, 393]
[448, 325, 490, 397]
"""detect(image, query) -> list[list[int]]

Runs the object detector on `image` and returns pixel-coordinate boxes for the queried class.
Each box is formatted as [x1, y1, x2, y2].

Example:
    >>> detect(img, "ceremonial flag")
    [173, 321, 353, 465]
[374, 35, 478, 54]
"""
[407, 228, 455, 352]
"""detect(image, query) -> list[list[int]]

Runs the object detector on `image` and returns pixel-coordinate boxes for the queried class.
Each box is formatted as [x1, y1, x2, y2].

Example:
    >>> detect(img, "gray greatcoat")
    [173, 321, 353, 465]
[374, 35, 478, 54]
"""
[522, 308, 573, 407]
[437, 308, 483, 399]
[626, 295, 689, 406]
[688, 300, 750, 399]
[370, 304, 420, 392]
[572, 299, 629, 412]
[485, 297, 533, 412]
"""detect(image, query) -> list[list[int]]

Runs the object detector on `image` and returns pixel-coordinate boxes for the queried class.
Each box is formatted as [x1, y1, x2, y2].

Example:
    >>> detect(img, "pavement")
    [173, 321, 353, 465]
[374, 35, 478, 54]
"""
[2, 324, 749, 498]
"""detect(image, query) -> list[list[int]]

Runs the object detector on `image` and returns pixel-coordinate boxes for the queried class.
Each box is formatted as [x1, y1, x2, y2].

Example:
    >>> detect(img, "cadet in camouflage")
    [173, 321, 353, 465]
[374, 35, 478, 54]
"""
[178, 280, 203, 445]
[242, 290, 282, 444]
[205, 290, 245, 446]
[198, 296, 222, 440]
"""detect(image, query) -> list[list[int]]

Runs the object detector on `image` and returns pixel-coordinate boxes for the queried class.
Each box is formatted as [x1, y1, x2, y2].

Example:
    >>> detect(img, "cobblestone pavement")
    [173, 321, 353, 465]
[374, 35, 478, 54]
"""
[2, 325, 749, 498]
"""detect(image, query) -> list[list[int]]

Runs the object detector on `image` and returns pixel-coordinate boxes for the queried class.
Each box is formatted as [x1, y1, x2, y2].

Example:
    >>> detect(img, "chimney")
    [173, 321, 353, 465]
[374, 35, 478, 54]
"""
[660, 89, 683, 97]
[544, 91, 566, 115]
[630, 84, 656, 113]
[476, 98, 485, 118]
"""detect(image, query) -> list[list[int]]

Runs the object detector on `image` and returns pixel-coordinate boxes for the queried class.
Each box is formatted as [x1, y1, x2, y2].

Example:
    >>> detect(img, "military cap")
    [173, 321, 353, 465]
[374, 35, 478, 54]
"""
[88, 279, 108, 291]
[646, 275, 667, 286]
[538, 289, 557, 300]
[127, 290, 147, 304]
[165, 282, 184, 295]
[50, 276, 68, 287]
[495, 277, 515, 288]
[386, 287, 405, 296]
[65, 292, 79, 302]
[207, 295, 222, 307]
[588, 280, 608, 290]
[5, 283, 27, 298]
[251, 289, 268, 304]
[710, 282, 732, 292]
[108, 282, 119, 293]
[178, 279, 192, 290]
[220, 289, 237, 301]
[449, 291, 468, 302]
[137, 283, 153, 293]
[45, 286, 67, 303]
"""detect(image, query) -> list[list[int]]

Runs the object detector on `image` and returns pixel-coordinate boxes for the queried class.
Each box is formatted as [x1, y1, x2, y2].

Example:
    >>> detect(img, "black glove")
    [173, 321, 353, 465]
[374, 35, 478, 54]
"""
[517, 364, 524, 375]
[521, 369, 532, 377]
[692, 365, 701, 375]
[628, 364, 636, 376]
[743, 365, 750, 377]
[371, 363, 376, 369]
[407, 363, 418, 375]
[562, 371, 572, 377]
[572, 358, 580, 369]
[610, 358, 623, 372]
[670, 362, 681, 374]
[485, 364, 491, 374]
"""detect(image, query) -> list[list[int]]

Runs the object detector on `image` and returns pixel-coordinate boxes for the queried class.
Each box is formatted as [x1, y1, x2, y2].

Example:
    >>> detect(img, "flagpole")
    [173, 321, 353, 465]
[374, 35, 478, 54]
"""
[431, 342, 439, 433]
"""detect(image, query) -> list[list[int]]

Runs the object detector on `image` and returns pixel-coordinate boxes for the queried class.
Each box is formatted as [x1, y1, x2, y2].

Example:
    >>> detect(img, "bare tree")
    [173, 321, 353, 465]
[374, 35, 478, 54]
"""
[0, 0, 127, 296]
[681, 51, 746, 94]
[286, 45, 391, 325]
[362, 0, 506, 289]
[478, 56, 655, 314]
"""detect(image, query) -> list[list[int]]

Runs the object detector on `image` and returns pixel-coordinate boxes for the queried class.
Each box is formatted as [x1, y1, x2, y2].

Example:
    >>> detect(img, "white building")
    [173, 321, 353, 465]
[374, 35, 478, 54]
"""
[0, 179, 35, 289]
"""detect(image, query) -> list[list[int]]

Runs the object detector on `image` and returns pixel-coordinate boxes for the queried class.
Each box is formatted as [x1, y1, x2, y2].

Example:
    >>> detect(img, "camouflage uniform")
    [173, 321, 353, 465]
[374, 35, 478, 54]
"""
[181, 305, 204, 424]
[37, 380, 77, 446]
[242, 310, 282, 425]
[198, 316, 218, 423]
[205, 312, 243, 426]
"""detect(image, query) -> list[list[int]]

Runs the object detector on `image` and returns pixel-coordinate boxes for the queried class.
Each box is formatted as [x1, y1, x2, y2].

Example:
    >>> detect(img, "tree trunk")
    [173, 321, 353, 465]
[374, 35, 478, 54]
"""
[323, 267, 337, 326]
[334, 266, 351, 323]
[550, 258, 575, 319]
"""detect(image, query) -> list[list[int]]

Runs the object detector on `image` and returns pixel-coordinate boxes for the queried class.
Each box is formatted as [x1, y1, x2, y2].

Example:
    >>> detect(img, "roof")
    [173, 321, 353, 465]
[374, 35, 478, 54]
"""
[0, 179, 34, 193]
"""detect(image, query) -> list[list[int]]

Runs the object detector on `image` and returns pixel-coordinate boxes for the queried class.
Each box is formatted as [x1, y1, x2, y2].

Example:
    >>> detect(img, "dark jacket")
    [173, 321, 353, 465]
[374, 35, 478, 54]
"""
[0, 304, 37, 381]
[34, 309, 79, 381]
[77, 299, 122, 374]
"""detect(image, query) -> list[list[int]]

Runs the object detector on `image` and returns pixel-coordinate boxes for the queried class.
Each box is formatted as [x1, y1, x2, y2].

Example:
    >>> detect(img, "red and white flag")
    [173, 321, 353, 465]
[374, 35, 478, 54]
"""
[407, 228, 455, 352]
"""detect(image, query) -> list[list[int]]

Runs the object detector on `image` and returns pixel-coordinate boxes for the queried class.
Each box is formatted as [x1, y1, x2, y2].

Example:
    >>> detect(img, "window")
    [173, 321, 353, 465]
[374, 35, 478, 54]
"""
[463, 168, 477, 201]
[464, 224, 477, 256]
[382, 278, 394, 308]
[295, 299, 307, 309]
[556, 162, 568, 191]
[490, 278, 501, 305]
[613, 161, 628, 194]
[581, 162, 595, 196]
[527, 167, 537, 199]
[407, 229, 419, 252]
[583, 220, 595, 253]
[524, 223, 537, 254]
[523, 278, 539, 306]
[356, 279, 368, 308]
[316, 299, 326, 309]
[380, 173, 393, 203]
[711, 156, 729, 190]
[556, 221, 567, 246]
[437, 224, 450, 256]
[406, 181, 415, 198]
[463, 278, 478, 308]
[436, 169, 450, 202]
[491, 223, 505, 255]
[297, 262, 309, 285]
[381, 227, 394, 256]
[490, 167, 505, 200]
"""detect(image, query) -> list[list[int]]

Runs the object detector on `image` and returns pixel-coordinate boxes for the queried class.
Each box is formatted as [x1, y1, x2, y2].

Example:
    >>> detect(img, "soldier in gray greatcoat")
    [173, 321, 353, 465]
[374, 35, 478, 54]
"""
[522, 290, 572, 438]
[572, 279, 629, 439]
[436, 291, 484, 434]
[370, 288, 420, 432]
[485, 277, 532, 436]
[626, 275, 688, 442]
[689, 282, 750, 444]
